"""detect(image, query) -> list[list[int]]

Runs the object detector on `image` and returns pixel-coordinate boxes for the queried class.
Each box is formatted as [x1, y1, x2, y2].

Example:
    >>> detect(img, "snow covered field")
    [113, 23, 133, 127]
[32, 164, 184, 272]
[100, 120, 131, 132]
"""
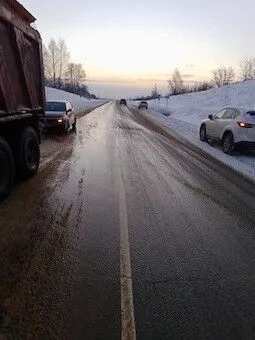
[46, 87, 107, 113]
[132, 80, 255, 181]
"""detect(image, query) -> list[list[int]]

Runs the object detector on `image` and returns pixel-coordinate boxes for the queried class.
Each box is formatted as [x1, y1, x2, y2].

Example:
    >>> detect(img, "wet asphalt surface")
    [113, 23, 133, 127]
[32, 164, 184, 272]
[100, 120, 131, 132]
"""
[0, 101, 255, 339]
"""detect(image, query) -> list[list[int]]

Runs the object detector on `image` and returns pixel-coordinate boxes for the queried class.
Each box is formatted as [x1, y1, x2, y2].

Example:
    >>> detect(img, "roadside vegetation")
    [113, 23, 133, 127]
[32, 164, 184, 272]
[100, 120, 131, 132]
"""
[43, 38, 97, 99]
[133, 57, 255, 100]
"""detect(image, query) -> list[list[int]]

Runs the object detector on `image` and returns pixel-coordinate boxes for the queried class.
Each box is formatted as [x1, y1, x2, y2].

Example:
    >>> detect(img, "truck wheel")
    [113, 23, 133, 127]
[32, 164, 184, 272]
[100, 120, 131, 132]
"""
[0, 137, 14, 201]
[16, 127, 40, 180]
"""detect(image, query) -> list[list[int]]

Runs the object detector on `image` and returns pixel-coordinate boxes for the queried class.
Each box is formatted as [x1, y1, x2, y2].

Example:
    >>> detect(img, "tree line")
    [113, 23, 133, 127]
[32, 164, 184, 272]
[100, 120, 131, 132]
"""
[43, 38, 97, 99]
[167, 57, 255, 96]
[134, 57, 255, 100]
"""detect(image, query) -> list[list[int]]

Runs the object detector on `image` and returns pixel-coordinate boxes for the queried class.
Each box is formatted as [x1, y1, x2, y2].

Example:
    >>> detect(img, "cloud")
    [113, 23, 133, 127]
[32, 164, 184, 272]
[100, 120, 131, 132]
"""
[185, 64, 196, 68]
[87, 79, 133, 83]
[182, 74, 195, 78]
[136, 78, 167, 83]
[87, 77, 168, 84]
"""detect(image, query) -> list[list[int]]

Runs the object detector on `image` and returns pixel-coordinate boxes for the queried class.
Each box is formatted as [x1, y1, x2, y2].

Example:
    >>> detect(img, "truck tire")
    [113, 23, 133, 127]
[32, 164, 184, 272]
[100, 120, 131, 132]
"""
[16, 127, 40, 180]
[0, 137, 14, 201]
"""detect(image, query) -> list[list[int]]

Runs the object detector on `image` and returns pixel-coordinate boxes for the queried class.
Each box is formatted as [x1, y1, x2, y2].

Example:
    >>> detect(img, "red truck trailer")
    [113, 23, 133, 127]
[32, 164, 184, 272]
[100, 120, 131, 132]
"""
[0, 0, 45, 201]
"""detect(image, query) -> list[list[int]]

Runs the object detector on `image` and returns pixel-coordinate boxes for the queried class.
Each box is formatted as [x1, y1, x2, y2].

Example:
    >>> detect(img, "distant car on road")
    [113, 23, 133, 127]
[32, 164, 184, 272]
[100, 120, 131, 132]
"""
[43, 101, 76, 132]
[199, 107, 255, 154]
[120, 99, 127, 106]
[138, 101, 148, 109]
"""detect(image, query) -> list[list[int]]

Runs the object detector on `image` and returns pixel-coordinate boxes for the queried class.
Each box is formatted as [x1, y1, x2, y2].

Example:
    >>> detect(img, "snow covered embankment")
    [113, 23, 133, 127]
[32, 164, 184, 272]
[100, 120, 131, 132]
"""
[46, 87, 107, 114]
[133, 80, 255, 181]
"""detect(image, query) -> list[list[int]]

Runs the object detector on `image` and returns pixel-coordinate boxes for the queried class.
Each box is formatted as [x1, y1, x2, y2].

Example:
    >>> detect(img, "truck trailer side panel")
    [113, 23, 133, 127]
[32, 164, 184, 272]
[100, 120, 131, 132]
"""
[0, 0, 45, 116]
[0, 0, 45, 201]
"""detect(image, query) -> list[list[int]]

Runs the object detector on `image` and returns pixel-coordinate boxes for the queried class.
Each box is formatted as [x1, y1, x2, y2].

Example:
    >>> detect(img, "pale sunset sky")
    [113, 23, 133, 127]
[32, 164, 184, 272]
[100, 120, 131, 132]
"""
[20, 0, 255, 98]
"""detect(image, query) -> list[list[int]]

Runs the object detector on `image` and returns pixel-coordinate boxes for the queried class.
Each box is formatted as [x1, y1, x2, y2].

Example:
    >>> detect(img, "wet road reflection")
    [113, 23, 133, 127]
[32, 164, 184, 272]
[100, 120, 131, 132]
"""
[0, 101, 255, 339]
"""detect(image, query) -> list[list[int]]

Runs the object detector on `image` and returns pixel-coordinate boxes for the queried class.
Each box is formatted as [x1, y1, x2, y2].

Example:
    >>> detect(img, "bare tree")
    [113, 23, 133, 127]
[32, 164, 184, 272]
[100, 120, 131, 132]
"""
[168, 68, 184, 95]
[58, 39, 70, 86]
[66, 63, 75, 84]
[239, 57, 255, 81]
[42, 44, 51, 79]
[75, 63, 86, 86]
[47, 38, 60, 85]
[43, 38, 70, 86]
[43, 37, 91, 97]
[211, 66, 235, 87]
[151, 84, 160, 99]
[66, 63, 86, 86]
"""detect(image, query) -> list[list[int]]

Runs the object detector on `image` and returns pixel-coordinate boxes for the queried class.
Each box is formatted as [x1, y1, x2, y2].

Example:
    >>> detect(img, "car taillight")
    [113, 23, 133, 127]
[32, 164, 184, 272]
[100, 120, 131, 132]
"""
[237, 121, 253, 128]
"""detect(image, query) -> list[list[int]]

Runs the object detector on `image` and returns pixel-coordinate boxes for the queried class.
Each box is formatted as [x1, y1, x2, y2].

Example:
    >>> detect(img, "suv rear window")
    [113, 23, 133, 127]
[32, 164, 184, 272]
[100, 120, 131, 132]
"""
[247, 111, 255, 116]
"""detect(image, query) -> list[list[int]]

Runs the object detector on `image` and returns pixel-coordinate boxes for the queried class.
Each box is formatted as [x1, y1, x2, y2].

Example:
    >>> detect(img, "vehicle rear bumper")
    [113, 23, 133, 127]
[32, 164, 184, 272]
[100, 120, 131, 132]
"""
[234, 127, 255, 143]
[236, 141, 255, 149]
[41, 119, 65, 129]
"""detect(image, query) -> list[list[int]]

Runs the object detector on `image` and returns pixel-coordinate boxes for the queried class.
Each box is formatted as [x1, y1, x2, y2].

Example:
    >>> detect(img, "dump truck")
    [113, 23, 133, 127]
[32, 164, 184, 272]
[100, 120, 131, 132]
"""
[0, 0, 45, 201]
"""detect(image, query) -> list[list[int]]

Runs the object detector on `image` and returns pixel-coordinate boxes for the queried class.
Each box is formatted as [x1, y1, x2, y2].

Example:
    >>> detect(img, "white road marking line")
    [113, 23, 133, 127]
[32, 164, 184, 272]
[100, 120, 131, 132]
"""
[119, 175, 136, 340]
[119, 161, 136, 338]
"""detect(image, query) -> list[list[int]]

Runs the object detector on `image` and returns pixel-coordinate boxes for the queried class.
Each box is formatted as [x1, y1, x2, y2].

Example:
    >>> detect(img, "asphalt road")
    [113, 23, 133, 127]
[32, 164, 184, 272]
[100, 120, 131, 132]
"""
[0, 101, 255, 339]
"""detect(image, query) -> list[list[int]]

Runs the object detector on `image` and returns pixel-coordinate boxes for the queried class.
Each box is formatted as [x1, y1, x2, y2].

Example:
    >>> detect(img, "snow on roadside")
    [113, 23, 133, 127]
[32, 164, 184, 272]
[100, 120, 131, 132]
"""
[147, 80, 255, 125]
[131, 80, 255, 181]
[45, 87, 107, 113]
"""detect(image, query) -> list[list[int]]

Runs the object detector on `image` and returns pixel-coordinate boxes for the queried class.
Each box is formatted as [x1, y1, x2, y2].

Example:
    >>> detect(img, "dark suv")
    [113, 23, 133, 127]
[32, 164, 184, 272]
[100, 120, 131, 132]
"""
[43, 101, 76, 132]
[120, 99, 127, 106]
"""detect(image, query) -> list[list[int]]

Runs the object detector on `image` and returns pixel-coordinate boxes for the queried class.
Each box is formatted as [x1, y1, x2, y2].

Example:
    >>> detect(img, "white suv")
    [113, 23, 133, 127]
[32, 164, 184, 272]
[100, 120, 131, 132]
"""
[199, 107, 255, 154]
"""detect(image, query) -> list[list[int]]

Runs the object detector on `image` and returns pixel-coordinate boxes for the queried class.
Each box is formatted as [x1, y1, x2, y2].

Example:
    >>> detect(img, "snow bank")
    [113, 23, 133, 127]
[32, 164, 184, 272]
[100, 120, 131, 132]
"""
[135, 80, 255, 126]
[132, 80, 255, 181]
[45, 87, 106, 113]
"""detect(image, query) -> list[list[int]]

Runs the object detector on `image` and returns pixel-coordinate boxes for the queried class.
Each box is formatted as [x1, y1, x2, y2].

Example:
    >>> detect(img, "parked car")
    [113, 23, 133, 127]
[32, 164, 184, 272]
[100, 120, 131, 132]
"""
[199, 107, 255, 154]
[120, 99, 127, 106]
[43, 101, 76, 132]
[138, 101, 148, 109]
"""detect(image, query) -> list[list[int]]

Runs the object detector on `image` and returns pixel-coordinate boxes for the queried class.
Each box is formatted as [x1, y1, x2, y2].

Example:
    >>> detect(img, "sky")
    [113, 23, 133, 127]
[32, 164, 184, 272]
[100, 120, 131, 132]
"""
[20, 0, 255, 98]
